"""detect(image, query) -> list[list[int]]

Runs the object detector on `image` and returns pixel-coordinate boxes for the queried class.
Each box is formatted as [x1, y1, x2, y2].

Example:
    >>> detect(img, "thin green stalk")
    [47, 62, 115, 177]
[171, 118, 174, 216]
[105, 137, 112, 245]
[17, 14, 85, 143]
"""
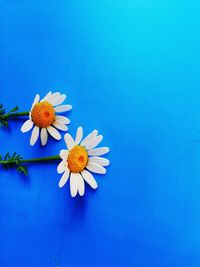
[3, 111, 29, 117]
[0, 155, 61, 165]
[0, 152, 61, 175]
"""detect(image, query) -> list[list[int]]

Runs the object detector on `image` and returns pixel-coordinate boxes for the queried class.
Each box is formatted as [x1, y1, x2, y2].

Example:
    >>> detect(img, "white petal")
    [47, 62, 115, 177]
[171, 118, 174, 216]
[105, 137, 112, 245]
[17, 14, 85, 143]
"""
[59, 150, 68, 160]
[75, 127, 83, 145]
[89, 157, 110, 167]
[88, 147, 110, 156]
[81, 130, 98, 147]
[55, 115, 70, 125]
[51, 94, 66, 106]
[41, 91, 52, 101]
[57, 160, 66, 174]
[92, 130, 98, 136]
[53, 121, 68, 131]
[30, 126, 40, 146]
[64, 133, 75, 150]
[55, 105, 72, 113]
[21, 119, 33, 133]
[47, 126, 61, 140]
[40, 128, 48, 146]
[85, 135, 103, 150]
[70, 173, 78, 197]
[86, 162, 106, 174]
[48, 92, 61, 104]
[33, 94, 40, 105]
[58, 169, 70, 188]
[81, 170, 98, 189]
[51, 92, 60, 97]
[77, 173, 85, 196]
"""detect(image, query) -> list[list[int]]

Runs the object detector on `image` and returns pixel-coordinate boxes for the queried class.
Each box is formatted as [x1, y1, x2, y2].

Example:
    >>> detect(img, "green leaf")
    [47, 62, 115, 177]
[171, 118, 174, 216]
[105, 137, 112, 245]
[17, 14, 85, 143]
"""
[9, 106, 19, 113]
[0, 104, 20, 129]
[4, 152, 10, 160]
[17, 165, 28, 176]
[0, 152, 28, 176]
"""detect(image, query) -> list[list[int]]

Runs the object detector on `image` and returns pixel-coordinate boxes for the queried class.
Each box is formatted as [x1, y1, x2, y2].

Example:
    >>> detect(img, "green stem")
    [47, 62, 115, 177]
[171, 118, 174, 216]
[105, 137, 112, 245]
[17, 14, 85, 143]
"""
[4, 111, 29, 117]
[0, 155, 61, 165]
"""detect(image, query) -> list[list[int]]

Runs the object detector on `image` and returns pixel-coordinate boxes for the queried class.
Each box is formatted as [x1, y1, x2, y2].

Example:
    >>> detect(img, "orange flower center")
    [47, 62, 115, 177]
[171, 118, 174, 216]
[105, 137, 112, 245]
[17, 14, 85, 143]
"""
[31, 101, 55, 128]
[67, 146, 88, 173]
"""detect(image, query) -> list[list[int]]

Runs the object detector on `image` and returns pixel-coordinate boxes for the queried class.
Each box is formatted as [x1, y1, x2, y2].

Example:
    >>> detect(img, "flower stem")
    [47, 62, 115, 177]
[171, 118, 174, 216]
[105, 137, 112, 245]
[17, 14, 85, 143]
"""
[4, 111, 29, 117]
[0, 155, 61, 165]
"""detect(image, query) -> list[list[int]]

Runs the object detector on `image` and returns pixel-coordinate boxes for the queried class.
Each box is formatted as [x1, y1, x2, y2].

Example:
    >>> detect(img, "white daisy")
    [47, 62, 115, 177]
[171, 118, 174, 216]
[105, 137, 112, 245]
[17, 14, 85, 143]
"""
[21, 91, 72, 146]
[57, 127, 110, 197]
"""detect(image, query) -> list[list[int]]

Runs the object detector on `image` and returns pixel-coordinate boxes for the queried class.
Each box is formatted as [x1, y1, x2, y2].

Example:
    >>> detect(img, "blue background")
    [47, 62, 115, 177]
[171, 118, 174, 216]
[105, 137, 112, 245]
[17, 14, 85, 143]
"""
[0, 0, 200, 266]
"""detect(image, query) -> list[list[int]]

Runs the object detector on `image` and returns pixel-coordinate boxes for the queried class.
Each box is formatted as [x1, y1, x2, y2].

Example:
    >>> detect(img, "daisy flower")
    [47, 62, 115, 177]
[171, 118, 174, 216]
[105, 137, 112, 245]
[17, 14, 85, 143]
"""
[21, 92, 72, 146]
[57, 127, 110, 197]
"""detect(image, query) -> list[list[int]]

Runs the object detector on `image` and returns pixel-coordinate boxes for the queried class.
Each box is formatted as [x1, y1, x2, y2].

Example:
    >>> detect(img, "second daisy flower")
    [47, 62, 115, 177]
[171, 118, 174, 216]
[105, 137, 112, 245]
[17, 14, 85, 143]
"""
[57, 127, 110, 197]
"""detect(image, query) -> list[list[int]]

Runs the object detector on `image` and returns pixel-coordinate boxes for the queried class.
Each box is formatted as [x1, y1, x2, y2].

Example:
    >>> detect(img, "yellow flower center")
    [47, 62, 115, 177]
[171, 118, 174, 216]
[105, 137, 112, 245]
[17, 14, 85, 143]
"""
[31, 101, 55, 128]
[67, 146, 88, 173]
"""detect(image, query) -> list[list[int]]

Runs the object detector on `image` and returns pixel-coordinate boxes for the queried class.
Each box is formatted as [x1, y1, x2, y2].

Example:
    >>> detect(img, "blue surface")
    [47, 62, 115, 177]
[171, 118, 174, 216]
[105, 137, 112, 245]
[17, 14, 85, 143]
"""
[1, 0, 200, 266]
